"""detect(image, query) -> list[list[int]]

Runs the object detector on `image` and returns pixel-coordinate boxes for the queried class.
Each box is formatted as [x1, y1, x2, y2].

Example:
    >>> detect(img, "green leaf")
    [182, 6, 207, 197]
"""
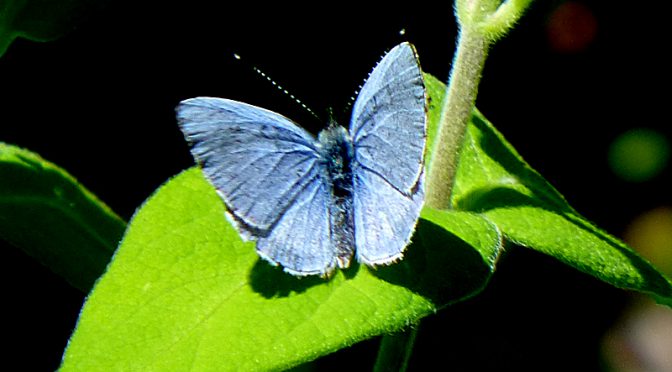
[61, 168, 501, 371]
[0, 0, 107, 57]
[454, 0, 533, 41]
[425, 74, 672, 306]
[0, 143, 125, 291]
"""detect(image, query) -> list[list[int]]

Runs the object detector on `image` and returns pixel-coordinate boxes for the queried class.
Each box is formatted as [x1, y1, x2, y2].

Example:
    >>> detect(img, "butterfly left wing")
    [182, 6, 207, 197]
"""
[178, 97, 341, 275]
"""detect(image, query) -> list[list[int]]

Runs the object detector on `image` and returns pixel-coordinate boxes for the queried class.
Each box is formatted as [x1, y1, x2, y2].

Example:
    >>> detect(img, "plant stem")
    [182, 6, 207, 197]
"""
[373, 327, 419, 372]
[425, 26, 490, 209]
[374, 1, 531, 369]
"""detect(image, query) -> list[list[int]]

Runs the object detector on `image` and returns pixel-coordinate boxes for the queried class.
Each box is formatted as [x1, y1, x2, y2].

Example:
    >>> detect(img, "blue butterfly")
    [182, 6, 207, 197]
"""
[177, 42, 426, 276]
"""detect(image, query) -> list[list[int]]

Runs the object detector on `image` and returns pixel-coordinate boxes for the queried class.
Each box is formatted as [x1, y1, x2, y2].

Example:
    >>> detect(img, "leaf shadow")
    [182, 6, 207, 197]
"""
[371, 218, 495, 308]
[248, 217, 496, 307]
[466, 112, 575, 214]
[248, 260, 332, 298]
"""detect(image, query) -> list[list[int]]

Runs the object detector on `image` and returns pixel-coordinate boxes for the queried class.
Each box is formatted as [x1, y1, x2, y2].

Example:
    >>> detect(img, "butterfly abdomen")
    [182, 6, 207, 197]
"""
[318, 125, 356, 268]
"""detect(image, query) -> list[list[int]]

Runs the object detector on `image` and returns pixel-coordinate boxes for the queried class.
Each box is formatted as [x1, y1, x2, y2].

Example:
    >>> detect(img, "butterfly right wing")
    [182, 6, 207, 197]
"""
[349, 43, 426, 266]
[177, 97, 321, 236]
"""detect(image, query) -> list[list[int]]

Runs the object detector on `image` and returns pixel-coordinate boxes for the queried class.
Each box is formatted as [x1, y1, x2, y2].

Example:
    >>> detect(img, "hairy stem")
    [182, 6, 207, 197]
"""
[373, 327, 419, 372]
[426, 27, 490, 209]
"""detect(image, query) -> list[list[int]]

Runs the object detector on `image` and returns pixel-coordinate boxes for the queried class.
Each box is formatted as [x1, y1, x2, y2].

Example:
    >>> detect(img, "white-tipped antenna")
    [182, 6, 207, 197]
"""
[233, 52, 320, 121]
[343, 84, 362, 114]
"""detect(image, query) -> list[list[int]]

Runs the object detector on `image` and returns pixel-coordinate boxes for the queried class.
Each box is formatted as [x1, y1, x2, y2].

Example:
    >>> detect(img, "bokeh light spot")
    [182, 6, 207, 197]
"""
[602, 300, 672, 372]
[547, 1, 598, 53]
[624, 207, 672, 276]
[608, 128, 670, 182]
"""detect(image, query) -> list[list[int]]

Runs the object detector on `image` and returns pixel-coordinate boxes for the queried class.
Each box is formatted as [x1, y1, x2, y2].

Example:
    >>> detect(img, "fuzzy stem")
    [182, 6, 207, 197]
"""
[373, 327, 419, 372]
[425, 26, 490, 209]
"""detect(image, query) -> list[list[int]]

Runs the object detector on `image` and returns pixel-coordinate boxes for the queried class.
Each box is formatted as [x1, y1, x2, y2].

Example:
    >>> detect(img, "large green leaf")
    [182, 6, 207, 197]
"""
[424, 74, 672, 305]
[60, 168, 501, 371]
[0, 0, 107, 57]
[0, 143, 125, 291]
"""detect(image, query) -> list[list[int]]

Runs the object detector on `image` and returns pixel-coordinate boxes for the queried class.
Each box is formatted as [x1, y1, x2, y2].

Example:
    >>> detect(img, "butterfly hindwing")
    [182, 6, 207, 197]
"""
[256, 168, 339, 276]
[353, 171, 424, 265]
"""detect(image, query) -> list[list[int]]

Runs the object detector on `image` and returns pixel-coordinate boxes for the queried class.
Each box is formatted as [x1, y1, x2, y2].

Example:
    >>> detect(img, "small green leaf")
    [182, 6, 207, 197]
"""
[425, 74, 672, 305]
[454, 0, 534, 42]
[0, 0, 107, 57]
[61, 168, 501, 371]
[0, 143, 125, 291]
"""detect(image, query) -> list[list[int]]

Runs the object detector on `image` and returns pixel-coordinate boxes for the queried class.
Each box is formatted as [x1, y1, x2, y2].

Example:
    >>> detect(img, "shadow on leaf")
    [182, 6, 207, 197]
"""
[373, 217, 495, 308]
[248, 217, 495, 308]
[248, 260, 332, 298]
[457, 184, 549, 212]
[467, 113, 574, 214]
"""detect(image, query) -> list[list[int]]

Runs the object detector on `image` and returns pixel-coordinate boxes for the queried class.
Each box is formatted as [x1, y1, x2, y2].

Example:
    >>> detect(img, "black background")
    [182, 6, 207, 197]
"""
[1, 1, 670, 370]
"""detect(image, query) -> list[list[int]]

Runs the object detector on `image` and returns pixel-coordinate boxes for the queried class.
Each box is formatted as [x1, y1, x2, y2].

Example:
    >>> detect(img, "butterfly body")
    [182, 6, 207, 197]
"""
[178, 42, 426, 277]
[317, 124, 356, 269]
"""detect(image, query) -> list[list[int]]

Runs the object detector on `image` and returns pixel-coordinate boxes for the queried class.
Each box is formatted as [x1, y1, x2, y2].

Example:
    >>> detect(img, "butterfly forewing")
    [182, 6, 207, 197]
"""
[350, 42, 426, 195]
[177, 98, 321, 234]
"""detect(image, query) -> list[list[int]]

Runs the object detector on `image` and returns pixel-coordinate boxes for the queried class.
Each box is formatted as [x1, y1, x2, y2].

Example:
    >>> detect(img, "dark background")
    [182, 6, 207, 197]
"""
[1, 1, 670, 370]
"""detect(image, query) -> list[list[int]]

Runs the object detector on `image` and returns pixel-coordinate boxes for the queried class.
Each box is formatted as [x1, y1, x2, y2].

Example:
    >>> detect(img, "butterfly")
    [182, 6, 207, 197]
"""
[177, 42, 426, 277]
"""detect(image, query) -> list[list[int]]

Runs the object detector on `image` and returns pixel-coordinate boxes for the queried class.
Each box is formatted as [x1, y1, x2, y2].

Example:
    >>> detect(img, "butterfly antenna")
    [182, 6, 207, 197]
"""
[344, 87, 359, 115]
[233, 53, 321, 121]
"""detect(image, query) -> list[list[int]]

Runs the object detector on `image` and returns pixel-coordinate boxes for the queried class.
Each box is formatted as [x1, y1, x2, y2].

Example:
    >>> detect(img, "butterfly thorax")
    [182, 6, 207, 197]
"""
[317, 124, 355, 268]
[317, 125, 354, 194]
